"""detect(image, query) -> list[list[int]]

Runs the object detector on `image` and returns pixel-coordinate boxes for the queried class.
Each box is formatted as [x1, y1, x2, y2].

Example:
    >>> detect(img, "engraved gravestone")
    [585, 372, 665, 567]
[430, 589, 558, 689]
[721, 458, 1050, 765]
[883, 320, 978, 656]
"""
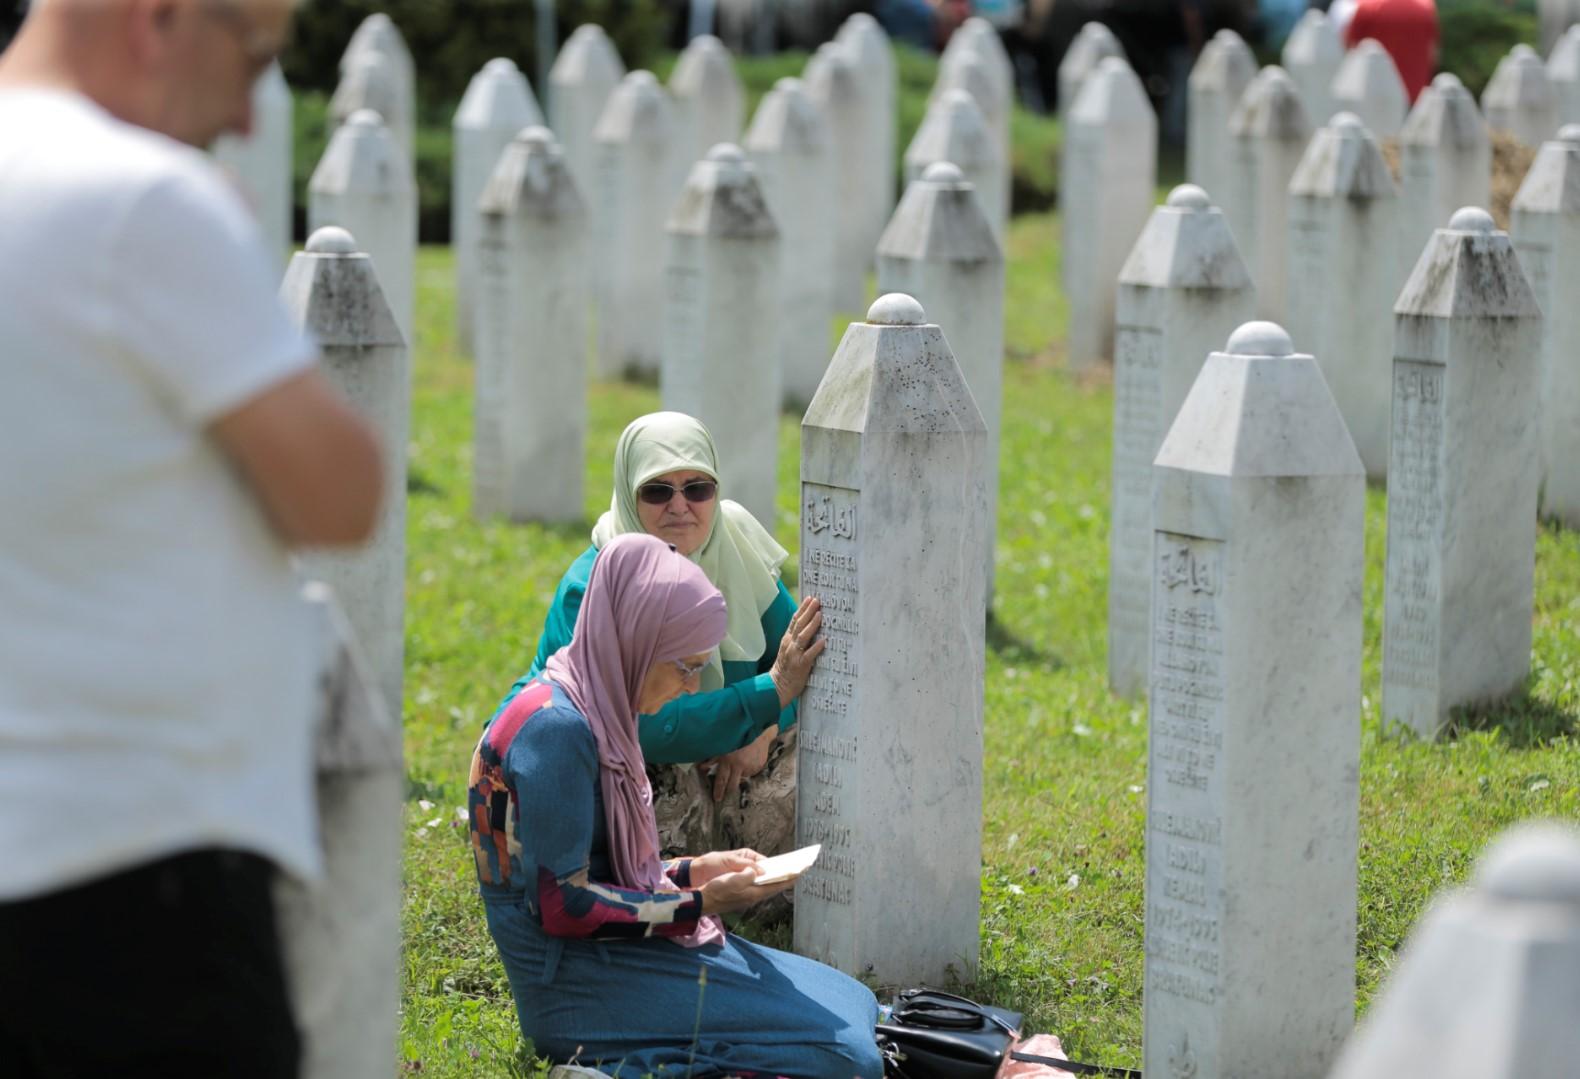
[1108, 185, 1254, 697]
[1281, 9, 1342, 126]
[474, 128, 587, 523]
[1383, 208, 1543, 739]
[670, 35, 745, 170]
[1186, 30, 1257, 209]
[904, 89, 1005, 240]
[1224, 66, 1311, 324]
[1145, 320, 1364, 1079]
[548, 25, 625, 200]
[213, 62, 293, 263]
[805, 44, 869, 312]
[795, 293, 988, 986]
[1483, 44, 1559, 148]
[1330, 38, 1408, 140]
[1398, 74, 1491, 287]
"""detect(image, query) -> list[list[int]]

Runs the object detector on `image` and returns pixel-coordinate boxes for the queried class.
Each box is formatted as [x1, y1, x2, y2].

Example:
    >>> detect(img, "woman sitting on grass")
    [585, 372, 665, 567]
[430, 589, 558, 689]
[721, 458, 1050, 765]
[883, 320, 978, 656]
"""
[469, 533, 882, 1078]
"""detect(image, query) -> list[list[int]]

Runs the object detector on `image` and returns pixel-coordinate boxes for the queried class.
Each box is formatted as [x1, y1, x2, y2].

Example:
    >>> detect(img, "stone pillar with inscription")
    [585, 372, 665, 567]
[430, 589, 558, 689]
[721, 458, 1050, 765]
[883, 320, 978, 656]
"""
[795, 293, 988, 986]
[1384, 209, 1543, 739]
[1108, 185, 1254, 697]
[1224, 66, 1312, 325]
[1186, 29, 1256, 209]
[1398, 74, 1491, 290]
[1145, 320, 1364, 1079]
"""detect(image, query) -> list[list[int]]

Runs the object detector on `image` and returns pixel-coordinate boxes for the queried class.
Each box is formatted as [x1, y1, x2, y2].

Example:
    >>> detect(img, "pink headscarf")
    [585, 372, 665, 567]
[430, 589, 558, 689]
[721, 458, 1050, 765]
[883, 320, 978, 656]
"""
[544, 533, 729, 947]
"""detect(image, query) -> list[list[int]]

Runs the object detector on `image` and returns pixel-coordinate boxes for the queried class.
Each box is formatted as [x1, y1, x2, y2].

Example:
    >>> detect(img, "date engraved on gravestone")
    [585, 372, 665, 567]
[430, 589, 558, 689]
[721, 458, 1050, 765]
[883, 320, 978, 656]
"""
[798, 483, 860, 905]
[1147, 532, 1225, 1008]
[1111, 324, 1163, 637]
[1384, 361, 1445, 695]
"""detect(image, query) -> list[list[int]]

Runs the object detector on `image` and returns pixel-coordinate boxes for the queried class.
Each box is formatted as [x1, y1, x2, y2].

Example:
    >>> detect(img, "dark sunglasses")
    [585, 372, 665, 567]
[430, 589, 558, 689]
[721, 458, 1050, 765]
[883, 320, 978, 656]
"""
[637, 480, 718, 506]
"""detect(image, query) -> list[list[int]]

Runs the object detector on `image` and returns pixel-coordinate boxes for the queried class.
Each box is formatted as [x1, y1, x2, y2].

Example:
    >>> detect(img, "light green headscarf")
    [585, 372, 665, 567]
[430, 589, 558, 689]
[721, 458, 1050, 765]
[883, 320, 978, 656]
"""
[591, 412, 788, 691]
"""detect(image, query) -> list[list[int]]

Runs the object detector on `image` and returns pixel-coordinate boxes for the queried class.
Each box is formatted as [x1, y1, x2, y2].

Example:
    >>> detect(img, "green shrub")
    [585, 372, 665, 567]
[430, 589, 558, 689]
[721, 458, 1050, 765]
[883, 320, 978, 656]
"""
[1437, 0, 1539, 99]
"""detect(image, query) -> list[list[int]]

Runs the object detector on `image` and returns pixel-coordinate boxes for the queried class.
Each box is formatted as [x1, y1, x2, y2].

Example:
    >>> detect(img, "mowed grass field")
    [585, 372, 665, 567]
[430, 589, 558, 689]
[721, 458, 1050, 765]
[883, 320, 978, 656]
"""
[395, 212, 1580, 1074]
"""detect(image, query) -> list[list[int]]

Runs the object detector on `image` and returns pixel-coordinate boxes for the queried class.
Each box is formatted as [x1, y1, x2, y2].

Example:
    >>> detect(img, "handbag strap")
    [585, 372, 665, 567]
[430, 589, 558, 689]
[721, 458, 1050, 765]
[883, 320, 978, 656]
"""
[1009, 1049, 1142, 1078]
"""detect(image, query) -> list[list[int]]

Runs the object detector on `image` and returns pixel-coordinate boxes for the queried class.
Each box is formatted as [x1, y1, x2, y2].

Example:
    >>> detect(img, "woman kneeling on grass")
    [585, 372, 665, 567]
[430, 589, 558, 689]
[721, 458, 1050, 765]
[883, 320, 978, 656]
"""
[469, 533, 882, 1078]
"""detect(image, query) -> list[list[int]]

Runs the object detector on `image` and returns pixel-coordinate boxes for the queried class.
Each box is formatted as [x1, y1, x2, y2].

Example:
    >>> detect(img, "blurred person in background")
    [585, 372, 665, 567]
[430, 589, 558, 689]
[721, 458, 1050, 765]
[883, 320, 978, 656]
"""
[1345, 0, 1438, 101]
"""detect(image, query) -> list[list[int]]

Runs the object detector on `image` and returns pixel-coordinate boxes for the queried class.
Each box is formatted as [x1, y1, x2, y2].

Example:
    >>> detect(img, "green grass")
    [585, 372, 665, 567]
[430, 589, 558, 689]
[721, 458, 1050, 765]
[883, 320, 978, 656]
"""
[397, 214, 1579, 1073]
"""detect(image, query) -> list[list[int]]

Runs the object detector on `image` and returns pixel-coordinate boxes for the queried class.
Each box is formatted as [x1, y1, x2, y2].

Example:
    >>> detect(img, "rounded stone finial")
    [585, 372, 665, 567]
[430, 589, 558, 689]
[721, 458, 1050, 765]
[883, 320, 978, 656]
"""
[1431, 71, 1464, 91]
[1511, 42, 1539, 60]
[347, 108, 385, 129]
[1166, 184, 1211, 210]
[483, 57, 519, 76]
[923, 161, 966, 184]
[1096, 55, 1129, 76]
[867, 293, 927, 326]
[774, 76, 804, 93]
[1476, 824, 1580, 904]
[1330, 111, 1365, 134]
[1225, 320, 1295, 357]
[941, 88, 977, 109]
[706, 143, 746, 164]
[306, 226, 358, 254]
[627, 70, 658, 87]
[847, 11, 877, 28]
[518, 125, 555, 148]
[1448, 206, 1496, 233]
[1560, 123, 1580, 146]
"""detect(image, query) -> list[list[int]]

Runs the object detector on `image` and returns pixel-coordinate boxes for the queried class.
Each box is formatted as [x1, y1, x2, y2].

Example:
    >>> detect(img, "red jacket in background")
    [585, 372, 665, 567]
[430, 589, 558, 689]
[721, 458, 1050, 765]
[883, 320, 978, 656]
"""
[1345, 0, 1440, 102]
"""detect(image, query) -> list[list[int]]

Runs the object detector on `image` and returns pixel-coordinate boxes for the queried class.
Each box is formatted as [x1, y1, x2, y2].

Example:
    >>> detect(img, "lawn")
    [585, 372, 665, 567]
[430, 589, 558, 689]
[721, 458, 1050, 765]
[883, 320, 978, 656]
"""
[394, 198, 1579, 1075]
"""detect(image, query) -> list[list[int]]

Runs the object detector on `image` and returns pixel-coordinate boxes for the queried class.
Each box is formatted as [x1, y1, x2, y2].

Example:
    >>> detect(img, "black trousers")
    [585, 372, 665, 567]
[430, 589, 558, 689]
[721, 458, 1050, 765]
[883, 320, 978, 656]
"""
[0, 848, 300, 1079]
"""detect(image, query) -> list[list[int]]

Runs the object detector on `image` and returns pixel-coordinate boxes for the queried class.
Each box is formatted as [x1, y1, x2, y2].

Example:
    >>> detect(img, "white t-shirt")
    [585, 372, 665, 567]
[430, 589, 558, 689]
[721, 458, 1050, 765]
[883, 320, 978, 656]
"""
[0, 90, 323, 899]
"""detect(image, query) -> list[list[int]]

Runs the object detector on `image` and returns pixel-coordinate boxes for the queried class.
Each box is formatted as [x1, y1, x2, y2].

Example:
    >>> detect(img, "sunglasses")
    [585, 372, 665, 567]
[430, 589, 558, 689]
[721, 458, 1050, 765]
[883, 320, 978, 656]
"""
[636, 480, 718, 506]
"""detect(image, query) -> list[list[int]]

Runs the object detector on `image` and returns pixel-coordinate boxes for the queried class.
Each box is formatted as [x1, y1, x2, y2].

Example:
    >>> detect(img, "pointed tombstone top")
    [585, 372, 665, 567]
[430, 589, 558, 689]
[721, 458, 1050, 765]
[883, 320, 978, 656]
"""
[1154, 319, 1364, 479]
[1290, 111, 1398, 198]
[905, 89, 995, 174]
[1550, 24, 1580, 80]
[1283, 8, 1342, 68]
[593, 70, 671, 144]
[946, 18, 1012, 88]
[1401, 72, 1487, 149]
[1070, 56, 1153, 129]
[936, 52, 1004, 117]
[1229, 64, 1311, 141]
[330, 49, 406, 129]
[1330, 39, 1408, 115]
[455, 58, 543, 132]
[1395, 206, 1541, 319]
[837, 11, 895, 75]
[340, 12, 413, 78]
[551, 24, 625, 87]
[479, 126, 585, 221]
[310, 109, 412, 195]
[805, 43, 858, 107]
[1118, 183, 1252, 290]
[282, 227, 404, 349]
[744, 77, 828, 155]
[876, 160, 1001, 264]
[1061, 20, 1123, 76]
[1189, 28, 1256, 93]
[671, 34, 741, 101]
[667, 142, 777, 238]
[1483, 46, 1558, 132]
[1511, 124, 1580, 215]
[257, 61, 290, 106]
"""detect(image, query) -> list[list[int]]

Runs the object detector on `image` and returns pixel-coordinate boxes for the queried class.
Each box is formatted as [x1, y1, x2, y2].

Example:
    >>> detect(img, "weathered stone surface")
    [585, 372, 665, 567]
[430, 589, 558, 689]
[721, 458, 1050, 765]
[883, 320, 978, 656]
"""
[670, 35, 745, 170]
[837, 14, 900, 263]
[804, 44, 869, 312]
[1398, 73, 1492, 284]
[1384, 208, 1543, 739]
[1225, 66, 1311, 323]
[1145, 320, 1363, 1079]
[1108, 185, 1255, 697]
[1286, 112, 1399, 479]
[213, 62, 292, 264]
[1281, 8, 1342, 126]
[1058, 21, 1124, 125]
[796, 293, 988, 986]
[1330, 38, 1408, 139]
[330, 49, 413, 165]
[548, 25, 625, 200]
[1483, 44, 1560, 148]
[474, 128, 587, 523]
[1549, 25, 1580, 126]
[903, 89, 1005, 239]
[1186, 29, 1257, 208]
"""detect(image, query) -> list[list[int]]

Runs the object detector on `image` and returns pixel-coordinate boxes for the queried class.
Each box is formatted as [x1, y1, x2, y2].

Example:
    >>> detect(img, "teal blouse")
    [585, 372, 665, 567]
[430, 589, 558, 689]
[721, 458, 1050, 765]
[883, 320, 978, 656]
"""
[493, 545, 798, 764]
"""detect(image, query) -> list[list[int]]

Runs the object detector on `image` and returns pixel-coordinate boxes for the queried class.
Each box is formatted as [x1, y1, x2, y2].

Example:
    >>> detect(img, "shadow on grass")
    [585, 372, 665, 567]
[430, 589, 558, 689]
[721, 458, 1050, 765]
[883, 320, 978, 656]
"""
[1446, 691, 1577, 749]
[987, 609, 1065, 671]
[408, 467, 444, 497]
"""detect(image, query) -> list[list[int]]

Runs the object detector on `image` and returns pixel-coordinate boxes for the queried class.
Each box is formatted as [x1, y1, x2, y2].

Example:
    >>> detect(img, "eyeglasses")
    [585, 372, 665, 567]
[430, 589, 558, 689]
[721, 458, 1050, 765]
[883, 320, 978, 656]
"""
[636, 480, 718, 506]
[670, 657, 709, 680]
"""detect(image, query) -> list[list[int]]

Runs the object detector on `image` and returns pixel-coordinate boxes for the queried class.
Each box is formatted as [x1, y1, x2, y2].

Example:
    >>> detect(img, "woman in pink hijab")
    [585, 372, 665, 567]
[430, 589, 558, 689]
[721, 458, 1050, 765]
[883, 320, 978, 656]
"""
[468, 533, 882, 1078]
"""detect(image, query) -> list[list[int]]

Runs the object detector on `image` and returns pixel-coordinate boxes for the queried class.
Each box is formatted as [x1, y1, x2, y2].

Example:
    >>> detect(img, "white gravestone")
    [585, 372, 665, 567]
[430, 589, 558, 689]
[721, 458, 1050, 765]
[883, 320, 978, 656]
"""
[1329, 38, 1408, 140]
[1063, 57, 1157, 370]
[1549, 25, 1580, 126]
[837, 14, 900, 259]
[474, 128, 588, 523]
[1145, 320, 1364, 1079]
[279, 227, 410, 719]
[1225, 66, 1311, 324]
[1186, 29, 1257, 208]
[934, 53, 1010, 174]
[805, 44, 869, 312]
[661, 145, 781, 529]
[592, 71, 678, 379]
[338, 13, 416, 158]
[275, 580, 402, 1079]
[1511, 125, 1580, 528]
[1286, 112, 1399, 480]
[1281, 8, 1342, 127]
[670, 35, 745, 170]
[453, 58, 544, 355]
[876, 162, 1005, 597]
[942, 17, 1015, 128]
[308, 109, 417, 348]
[213, 62, 293, 264]
[795, 292, 988, 986]
[745, 77, 837, 408]
[1058, 21, 1124, 124]
[1398, 73, 1491, 287]
[1484, 44, 1561, 148]
[1329, 822, 1580, 1079]
[548, 25, 626, 200]
[1383, 208, 1542, 740]
[330, 50, 414, 166]
[904, 89, 1005, 240]
[1542, 0, 1580, 54]
[1108, 185, 1255, 697]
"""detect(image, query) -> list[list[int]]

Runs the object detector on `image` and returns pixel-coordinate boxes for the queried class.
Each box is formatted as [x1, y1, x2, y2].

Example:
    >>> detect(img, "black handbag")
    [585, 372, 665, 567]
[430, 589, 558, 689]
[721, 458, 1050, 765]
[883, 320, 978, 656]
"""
[876, 988, 1022, 1079]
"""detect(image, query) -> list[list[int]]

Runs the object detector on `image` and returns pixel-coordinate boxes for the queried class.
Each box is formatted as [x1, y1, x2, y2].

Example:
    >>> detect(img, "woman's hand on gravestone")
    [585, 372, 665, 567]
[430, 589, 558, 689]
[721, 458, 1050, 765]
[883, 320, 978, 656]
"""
[689, 848, 763, 887]
[769, 596, 827, 707]
[700, 865, 791, 914]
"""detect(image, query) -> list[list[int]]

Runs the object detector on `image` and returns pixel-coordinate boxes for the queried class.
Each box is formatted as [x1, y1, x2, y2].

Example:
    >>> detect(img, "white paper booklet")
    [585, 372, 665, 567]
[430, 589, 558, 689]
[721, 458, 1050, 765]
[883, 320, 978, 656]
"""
[752, 844, 821, 885]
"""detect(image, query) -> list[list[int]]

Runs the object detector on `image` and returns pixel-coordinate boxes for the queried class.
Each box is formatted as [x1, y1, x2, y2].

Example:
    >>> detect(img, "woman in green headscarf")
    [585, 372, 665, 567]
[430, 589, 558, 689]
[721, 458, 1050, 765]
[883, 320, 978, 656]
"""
[494, 412, 825, 858]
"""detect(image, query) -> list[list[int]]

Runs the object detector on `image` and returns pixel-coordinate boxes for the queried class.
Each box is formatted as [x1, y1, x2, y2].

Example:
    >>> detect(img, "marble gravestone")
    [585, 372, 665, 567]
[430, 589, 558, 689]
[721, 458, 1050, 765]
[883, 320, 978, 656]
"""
[876, 162, 1005, 597]
[804, 44, 869, 312]
[474, 128, 588, 523]
[308, 109, 417, 347]
[1186, 29, 1257, 209]
[1224, 66, 1311, 324]
[661, 146, 781, 529]
[592, 71, 677, 378]
[212, 62, 292, 264]
[1108, 185, 1254, 697]
[836, 14, 900, 258]
[547, 25, 625, 200]
[1549, 25, 1580, 126]
[279, 227, 410, 721]
[1063, 57, 1157, 370]
[942, 17, 1015, 129]
[330, 50, 414, 166]
[1329, 822, 1580, 1079]
[1281, 8, 1342, 127]
[903, 89, 1005, 240]
[1398, 74, 1491, 286]
[1483, 44, 1560, 147]
[795, 293, 988, 987]
[670, 35, 745, 170]
[1145, 320, 1363, 1079]
[1286, 112, 1399, 480]
[1058, 21, 1124, 125]
[1383, 208, 1543, 740]
[744, 77, 836, 408]
[1511, 125, 1580, 528]
[452, 58, 543, 355]
[1329, 39, 1409, 140]
[935, 53, 1010, 175]
[338, 13, 416, 155]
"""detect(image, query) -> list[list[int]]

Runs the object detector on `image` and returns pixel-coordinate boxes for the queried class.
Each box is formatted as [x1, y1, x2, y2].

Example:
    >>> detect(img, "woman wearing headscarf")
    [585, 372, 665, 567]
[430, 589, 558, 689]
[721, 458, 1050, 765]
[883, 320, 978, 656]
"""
[470, 533, 882, 1078]
[494, 412, 823, 859]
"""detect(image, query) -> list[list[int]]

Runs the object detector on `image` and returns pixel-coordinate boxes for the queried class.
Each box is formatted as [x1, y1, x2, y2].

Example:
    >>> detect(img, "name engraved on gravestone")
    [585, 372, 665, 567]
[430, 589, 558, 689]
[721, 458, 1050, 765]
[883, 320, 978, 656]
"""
[1111, 324, 1163, 641]
[798, 482, 860, 908]
[1384, 361, 1445, 696]
[1147, 531, 1225, 1011]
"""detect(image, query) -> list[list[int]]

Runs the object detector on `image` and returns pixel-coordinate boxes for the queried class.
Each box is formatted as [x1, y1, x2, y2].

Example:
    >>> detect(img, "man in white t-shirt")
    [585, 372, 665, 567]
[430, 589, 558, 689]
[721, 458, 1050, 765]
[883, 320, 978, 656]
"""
[0, 2, 383, 1076]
